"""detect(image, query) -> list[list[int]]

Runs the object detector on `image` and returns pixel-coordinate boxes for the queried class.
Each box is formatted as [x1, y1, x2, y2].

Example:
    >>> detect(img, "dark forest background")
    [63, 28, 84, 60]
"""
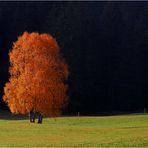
[0, 1, 148, 115]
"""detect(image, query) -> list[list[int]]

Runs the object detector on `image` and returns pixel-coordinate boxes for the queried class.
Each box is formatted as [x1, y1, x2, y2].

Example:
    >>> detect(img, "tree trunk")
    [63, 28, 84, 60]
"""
[29, 111, 36, 123]
[32, 112, 36, 122]
[37, 113, 43, 124]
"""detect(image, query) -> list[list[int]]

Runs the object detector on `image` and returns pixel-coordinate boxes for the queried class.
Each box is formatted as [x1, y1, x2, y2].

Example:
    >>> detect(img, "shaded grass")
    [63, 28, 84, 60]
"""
[0, 112, 148, 147]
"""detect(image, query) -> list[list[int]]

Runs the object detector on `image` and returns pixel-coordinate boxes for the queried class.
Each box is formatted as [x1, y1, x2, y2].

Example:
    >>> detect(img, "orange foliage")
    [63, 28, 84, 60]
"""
[3, 32, 69, 116]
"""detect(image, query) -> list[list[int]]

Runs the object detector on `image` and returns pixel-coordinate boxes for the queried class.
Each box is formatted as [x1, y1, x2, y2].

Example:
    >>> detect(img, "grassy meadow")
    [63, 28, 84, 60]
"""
[0, 111, 148, 147]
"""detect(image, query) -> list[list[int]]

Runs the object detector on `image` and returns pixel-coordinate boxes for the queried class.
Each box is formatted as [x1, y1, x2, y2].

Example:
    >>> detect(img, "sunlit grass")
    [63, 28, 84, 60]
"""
[0, 112, 148, 147]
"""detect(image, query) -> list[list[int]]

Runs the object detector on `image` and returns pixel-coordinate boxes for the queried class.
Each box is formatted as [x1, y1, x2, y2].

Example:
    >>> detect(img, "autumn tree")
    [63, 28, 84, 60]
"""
[3, 32, 69, 123]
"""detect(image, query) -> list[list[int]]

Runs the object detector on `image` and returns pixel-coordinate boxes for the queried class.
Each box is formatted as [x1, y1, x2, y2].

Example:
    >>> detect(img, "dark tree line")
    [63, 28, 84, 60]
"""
[0, 1, 148, 114]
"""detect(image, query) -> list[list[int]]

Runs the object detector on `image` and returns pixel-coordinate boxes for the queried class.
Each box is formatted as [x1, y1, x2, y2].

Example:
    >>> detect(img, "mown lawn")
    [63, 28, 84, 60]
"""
[0, 112, 148, 147]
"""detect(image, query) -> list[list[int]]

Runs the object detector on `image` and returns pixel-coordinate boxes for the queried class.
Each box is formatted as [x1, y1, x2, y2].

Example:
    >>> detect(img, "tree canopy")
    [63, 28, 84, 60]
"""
[3, 32, 69, 116]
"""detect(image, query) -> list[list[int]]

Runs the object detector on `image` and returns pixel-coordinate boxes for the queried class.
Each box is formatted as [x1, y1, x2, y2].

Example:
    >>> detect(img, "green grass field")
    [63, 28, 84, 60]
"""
[0, 112, 148, 147]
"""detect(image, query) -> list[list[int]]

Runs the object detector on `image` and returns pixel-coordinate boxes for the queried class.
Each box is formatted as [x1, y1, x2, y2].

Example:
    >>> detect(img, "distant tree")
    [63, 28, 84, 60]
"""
[3, 32, 69, 123]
